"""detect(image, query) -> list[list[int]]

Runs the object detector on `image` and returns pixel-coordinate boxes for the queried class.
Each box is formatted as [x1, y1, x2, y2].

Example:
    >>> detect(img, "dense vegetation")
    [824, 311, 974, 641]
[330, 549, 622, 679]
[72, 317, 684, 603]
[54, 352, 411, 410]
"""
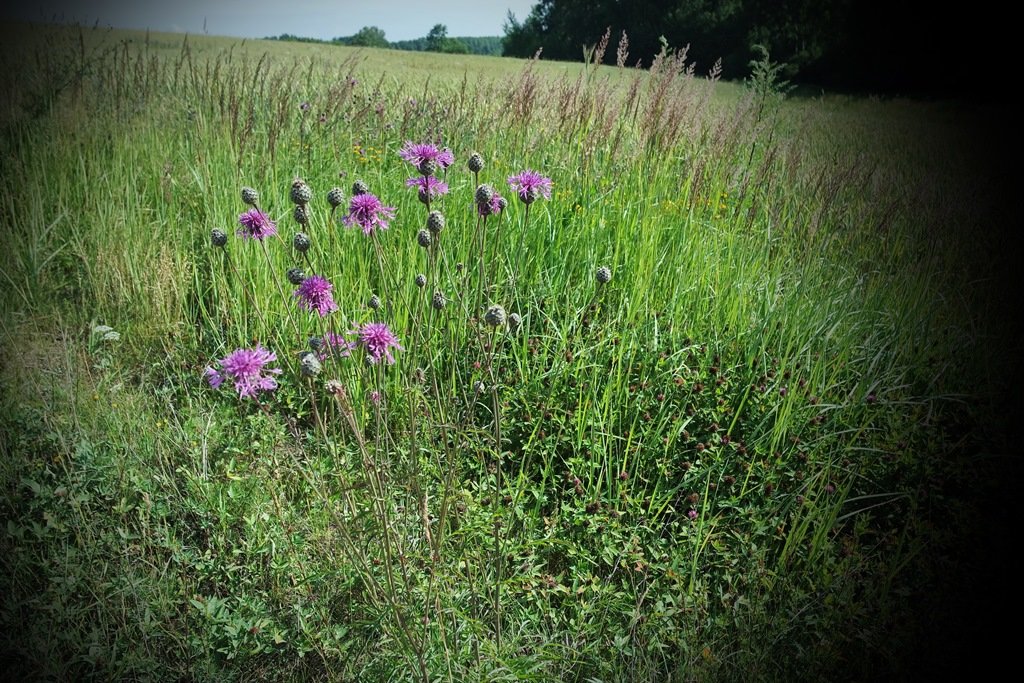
[502, 0, 1009, 95]
[0, 19, 1018, 682]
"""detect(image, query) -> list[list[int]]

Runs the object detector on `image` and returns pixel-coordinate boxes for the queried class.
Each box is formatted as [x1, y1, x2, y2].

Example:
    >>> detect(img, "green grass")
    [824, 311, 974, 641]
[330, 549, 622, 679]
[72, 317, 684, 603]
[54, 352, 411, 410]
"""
[0, 19, 1016, 682]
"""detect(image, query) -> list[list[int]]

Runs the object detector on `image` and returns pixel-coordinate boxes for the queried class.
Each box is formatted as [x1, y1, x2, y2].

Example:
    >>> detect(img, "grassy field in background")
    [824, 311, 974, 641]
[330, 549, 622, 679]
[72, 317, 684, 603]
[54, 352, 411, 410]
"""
[0, 20, 1019, 682]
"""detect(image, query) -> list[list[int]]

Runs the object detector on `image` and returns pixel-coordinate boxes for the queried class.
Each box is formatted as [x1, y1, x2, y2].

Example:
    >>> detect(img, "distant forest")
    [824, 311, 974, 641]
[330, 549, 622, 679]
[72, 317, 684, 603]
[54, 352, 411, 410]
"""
[265, 26, 503, 56]
[501, 0, 1007, 97]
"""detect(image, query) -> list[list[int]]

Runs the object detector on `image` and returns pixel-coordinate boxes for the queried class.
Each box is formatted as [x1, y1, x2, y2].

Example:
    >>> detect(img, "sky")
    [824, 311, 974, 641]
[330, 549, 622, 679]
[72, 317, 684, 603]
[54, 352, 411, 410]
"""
[1, 0, 538, 42]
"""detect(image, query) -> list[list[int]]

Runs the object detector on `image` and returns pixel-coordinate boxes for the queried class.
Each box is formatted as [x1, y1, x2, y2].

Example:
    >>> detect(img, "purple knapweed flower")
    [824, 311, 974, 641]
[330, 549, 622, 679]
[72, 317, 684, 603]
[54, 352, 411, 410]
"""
[508, 170, 553, 205]
[294, 275, 339, 317]
[369, 390, 382, 404]
[205, 346, 281, 399]
[398, 141, 455, 172]
[342, 193, 396, 236]
[237, 208, 277, 240]
[687, 509, 698, 521]
[405, 175, 449, 202]
[478, 189, 506, 217]
[350, 322, 404, 365]
[318, 332, 354, 361]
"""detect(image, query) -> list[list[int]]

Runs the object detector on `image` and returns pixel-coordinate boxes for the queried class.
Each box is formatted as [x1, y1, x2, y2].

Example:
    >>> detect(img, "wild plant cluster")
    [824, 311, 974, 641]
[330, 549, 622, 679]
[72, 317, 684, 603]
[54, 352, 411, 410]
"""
[0, 24, 1002, 683]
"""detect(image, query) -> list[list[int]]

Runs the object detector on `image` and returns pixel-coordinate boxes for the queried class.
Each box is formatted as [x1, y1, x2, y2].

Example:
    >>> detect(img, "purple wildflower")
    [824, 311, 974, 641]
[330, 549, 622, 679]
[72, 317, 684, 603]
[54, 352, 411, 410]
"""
[369, 390, 382, 405]
[405, 175, 449, 202]
[687, 509, 698, 521]
[237, 208, 277, 240]
[294, 275, 339, 317]
[205, 346, 281, 399]
[318, 332, 353, 361]
[299, 101, 311, 112]
[508, 170, 553, 205]
[203, 366, 223, 389]
[398, 141, 455, 171]
[478, 189, 506, 217]
[342, 193, 396, 236]
[351, 322, 404, 365]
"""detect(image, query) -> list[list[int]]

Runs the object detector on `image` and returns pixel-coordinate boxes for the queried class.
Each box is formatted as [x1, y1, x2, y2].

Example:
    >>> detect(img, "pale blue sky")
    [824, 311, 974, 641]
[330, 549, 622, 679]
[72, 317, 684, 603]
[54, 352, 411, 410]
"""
[2, 0, 538, 41]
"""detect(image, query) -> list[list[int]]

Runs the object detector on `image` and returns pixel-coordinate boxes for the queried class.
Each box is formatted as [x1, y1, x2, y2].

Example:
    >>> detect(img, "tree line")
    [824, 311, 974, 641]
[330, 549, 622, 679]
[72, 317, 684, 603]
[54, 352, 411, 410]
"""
[502, 0, 1001, 96]
[266, 25, 502, 57]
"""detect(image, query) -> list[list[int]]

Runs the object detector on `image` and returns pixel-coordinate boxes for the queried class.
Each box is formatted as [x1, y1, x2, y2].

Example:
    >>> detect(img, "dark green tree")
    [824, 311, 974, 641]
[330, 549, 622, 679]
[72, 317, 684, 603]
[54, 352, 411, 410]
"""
[502, 7, 545, 58]
[348, 26, 389, 48]
[426, 24, 448, 52]
[424, 24, 469, 54]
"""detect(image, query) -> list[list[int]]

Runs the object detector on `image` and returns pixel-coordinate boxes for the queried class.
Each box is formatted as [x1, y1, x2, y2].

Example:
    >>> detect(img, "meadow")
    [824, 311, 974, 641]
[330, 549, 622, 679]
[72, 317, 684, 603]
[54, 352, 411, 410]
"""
[0, 20, 1018, 682]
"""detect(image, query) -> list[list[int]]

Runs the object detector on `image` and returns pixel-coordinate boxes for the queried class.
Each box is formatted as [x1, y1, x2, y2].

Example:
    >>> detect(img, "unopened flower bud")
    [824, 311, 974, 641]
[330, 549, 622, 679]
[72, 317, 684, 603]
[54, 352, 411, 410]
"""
[327, 187, 345, 208]
[290, 178, 312, 205]
[467, 152, 484, 174]
[427, 210, 445, 235]
[484, 304, 506, 327]
[210, 228, 227, 247]
[299, 351, 322, 377]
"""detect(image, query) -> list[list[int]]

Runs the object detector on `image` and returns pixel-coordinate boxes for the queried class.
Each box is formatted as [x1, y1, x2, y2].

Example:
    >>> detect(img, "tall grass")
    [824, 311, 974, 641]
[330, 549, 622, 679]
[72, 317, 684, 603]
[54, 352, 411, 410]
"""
[0, 20, 1013, 682]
